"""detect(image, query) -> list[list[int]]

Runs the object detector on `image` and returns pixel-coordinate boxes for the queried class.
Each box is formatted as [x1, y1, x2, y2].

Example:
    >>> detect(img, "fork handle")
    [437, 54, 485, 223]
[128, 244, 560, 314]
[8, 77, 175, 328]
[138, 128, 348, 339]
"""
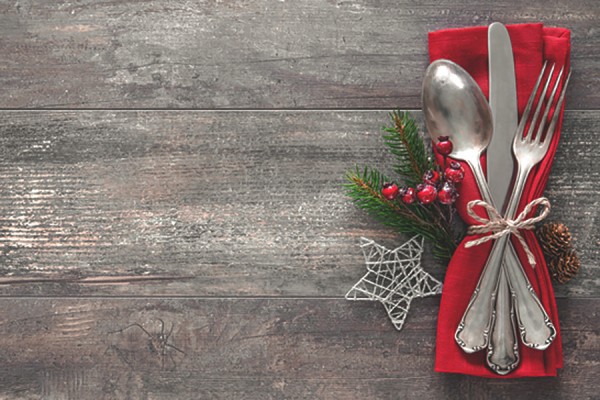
[494, 164, 556, 349]
[503, 241, 556, 349]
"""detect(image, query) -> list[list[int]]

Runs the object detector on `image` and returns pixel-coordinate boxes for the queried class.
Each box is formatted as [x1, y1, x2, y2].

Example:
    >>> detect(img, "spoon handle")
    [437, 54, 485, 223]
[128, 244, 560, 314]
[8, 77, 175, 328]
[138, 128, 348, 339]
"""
[454, 158, 503, 352]
[455, 225, 510, 352]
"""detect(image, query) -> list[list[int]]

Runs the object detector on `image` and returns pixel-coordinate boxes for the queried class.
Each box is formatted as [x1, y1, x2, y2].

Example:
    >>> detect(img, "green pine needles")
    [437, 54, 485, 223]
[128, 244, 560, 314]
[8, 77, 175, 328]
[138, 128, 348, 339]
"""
[344, 111, 461, 262]
[382, 112, 433, 187]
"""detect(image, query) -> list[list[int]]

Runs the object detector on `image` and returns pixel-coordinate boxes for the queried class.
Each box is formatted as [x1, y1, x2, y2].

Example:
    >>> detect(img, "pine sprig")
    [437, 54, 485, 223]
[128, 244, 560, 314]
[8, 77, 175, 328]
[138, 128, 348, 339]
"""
[382, 111, 434, 187]
[344, 112, 460, 262]
[345, 166, 457, 261]
[344, 166, 431, 231]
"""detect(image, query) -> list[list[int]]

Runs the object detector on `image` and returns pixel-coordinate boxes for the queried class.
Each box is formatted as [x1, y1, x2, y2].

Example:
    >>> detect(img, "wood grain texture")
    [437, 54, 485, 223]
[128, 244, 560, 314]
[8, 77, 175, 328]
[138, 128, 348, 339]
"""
[0, 298, 596, 399]
[1, 0, 598, 397]
[0, 110, 596, 297]
[0, 0, 598, 109]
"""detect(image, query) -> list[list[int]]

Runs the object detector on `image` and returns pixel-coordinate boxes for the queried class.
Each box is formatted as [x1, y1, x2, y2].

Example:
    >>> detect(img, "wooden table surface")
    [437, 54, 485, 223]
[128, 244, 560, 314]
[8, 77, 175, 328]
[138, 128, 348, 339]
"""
[0, 1, 598, 399]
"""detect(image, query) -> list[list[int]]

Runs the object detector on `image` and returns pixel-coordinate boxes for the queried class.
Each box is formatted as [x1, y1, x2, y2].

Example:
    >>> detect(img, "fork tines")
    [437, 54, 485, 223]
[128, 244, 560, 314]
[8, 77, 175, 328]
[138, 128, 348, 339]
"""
[517, 61, 572, 144]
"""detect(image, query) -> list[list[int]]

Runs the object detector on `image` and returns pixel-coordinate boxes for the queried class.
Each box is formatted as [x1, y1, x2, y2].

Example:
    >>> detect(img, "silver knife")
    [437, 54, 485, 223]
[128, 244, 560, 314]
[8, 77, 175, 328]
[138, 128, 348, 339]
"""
[486, 22, 520, 373]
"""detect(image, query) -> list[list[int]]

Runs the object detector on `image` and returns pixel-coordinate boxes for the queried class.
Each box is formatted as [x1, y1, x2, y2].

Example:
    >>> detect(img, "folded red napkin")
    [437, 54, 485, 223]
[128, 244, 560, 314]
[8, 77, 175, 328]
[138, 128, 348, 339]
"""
[429, 23, 570, 378]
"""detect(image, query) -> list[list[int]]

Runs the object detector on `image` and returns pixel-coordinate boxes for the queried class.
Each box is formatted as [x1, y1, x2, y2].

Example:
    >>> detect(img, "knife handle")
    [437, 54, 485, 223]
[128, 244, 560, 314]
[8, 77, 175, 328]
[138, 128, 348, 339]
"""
[486, 265, 519, 374]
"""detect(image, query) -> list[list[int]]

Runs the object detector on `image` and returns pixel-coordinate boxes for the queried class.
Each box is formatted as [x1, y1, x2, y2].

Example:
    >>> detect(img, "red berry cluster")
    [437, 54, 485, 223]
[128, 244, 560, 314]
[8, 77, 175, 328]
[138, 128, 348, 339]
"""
[381, 136, 465, 206]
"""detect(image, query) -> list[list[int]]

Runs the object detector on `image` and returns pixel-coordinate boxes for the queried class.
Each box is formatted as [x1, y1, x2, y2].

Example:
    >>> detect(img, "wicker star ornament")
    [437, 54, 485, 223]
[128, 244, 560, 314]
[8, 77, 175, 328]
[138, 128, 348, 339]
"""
[346, 236, 443, 330]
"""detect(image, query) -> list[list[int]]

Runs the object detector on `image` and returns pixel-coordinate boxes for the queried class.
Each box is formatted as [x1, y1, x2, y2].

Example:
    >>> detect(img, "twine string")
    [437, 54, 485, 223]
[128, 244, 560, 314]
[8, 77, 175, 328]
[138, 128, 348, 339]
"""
[464, 197, 551, 265]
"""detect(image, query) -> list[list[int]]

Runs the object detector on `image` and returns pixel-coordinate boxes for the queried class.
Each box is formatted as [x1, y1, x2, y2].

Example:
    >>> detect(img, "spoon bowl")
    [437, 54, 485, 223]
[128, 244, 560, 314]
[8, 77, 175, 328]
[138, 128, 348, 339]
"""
[422, 59, 493, 162]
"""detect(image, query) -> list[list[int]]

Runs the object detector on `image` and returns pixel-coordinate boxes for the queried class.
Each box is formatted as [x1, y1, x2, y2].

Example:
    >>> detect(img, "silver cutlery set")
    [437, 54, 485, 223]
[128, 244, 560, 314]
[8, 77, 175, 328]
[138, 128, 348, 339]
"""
[422, 23, 570, 375]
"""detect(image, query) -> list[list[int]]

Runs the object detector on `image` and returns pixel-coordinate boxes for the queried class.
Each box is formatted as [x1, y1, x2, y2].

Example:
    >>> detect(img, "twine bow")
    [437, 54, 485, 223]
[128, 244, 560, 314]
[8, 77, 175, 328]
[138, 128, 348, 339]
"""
[465, 197, 551, 265]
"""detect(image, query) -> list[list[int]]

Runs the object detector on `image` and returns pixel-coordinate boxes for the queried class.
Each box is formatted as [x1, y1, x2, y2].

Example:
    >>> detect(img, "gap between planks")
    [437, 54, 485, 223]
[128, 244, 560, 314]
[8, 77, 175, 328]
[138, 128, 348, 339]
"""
[0, 108, 596, 112]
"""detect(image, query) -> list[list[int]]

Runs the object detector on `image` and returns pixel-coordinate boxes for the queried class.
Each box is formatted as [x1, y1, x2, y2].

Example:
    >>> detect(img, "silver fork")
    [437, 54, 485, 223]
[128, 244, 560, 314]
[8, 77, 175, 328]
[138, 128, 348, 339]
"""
[456, 63, 571, 368]
[487, 63, 571, 373]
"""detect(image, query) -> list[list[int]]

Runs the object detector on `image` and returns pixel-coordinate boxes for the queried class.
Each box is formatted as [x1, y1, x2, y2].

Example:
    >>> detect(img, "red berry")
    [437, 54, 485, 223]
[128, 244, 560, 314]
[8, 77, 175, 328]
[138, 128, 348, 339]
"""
[382, 182, 399, 200]
[437, 181, 459, 205]
[445, 161, 465, 183]
[399, 186, 416, 205]
[423, 170, 440, 185]
[436, 136, 453, 156]
[416, 183, 437, 205]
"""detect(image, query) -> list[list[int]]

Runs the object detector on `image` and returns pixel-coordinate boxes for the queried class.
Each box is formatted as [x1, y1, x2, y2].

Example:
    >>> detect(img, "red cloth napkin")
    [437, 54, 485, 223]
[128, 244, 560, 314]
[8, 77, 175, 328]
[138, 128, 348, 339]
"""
[429, 23, 570, 378]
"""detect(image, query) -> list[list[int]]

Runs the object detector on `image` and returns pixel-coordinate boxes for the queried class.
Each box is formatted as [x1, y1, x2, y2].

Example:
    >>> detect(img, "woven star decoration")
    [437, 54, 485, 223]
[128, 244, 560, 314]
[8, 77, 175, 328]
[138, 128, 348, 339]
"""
[345, 236, 443, 331]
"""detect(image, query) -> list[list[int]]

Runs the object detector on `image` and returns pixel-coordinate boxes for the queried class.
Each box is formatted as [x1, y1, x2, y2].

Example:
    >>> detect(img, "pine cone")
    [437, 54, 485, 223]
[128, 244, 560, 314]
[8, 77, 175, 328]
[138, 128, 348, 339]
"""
[548, 249, 581, 284]
[538, 222, 572, 259]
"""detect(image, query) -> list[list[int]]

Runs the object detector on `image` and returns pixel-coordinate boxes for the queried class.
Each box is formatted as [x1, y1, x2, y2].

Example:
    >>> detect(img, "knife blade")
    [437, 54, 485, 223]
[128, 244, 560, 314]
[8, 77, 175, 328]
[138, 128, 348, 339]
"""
[488, 22, 518, 211]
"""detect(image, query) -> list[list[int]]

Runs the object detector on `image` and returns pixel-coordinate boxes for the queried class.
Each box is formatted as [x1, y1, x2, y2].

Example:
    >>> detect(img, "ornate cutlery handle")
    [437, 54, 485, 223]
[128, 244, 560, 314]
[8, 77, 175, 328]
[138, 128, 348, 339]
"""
[487, 267, 519, 374]
[455, 228, 509, 352]
[503, 243, 556, 349]
[454, 158, 505, 352]
[455, 160, 556, 353]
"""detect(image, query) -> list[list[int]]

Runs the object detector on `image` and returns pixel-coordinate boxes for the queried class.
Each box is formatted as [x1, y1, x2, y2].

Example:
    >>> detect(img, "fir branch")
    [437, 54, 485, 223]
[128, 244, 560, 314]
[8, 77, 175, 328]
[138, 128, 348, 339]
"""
[344, 165, 458, 261]
[345, 167, 427, 227]
[382, 111, 433, 187]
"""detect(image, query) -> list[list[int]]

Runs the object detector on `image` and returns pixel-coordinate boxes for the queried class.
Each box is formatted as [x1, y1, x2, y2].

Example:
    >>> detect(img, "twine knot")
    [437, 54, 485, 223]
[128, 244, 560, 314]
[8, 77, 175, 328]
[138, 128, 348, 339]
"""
[465, 197, 551, 265]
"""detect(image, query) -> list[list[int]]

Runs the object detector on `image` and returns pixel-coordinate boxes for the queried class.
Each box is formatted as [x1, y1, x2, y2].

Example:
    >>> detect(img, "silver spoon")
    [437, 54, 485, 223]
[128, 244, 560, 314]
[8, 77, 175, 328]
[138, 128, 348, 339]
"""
[421, 59, 519, 372]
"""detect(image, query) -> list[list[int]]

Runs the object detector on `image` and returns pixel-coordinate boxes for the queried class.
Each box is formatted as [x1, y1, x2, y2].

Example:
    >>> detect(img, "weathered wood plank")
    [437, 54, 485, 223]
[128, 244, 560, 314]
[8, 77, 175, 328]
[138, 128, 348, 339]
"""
[0, 111, 596, 297]
[0, 298, 596, 399]
[0, 0, 598, 109]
